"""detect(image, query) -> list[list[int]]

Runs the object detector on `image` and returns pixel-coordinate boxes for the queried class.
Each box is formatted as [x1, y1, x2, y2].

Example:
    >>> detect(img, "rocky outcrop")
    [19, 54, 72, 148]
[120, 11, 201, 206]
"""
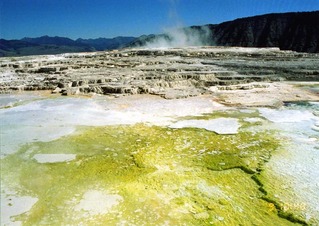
[211, 11, 319, 53]
[129, 11, 319, 53]
[0, 46, 318, 98]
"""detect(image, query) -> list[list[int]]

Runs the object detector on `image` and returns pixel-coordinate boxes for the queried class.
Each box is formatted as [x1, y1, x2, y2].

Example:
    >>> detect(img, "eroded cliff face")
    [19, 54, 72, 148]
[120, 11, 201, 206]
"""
[0, 47, 318, 99]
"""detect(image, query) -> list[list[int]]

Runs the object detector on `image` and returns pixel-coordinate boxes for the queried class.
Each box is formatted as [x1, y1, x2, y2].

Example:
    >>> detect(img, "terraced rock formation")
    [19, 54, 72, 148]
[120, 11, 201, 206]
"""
[1, 47, 318, 99]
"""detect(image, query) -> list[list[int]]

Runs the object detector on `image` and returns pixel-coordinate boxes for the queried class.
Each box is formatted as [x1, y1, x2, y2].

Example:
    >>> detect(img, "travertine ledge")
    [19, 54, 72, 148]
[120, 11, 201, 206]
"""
[1, 46, 318, 99]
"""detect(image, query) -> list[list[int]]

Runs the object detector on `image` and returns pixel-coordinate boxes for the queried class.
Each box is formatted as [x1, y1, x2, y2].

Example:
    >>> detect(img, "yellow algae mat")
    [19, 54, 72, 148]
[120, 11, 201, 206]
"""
[1, 119, 302, 225]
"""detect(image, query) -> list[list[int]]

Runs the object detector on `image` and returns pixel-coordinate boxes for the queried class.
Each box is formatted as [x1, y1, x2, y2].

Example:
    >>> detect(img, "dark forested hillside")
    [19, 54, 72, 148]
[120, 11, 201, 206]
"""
[129, 11, 319, 53]
[211, 11, 319, 52]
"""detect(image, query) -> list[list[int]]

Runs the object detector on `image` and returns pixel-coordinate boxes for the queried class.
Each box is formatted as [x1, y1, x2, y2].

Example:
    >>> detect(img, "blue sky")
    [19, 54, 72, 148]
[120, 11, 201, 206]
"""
[1, 0, 319, 40]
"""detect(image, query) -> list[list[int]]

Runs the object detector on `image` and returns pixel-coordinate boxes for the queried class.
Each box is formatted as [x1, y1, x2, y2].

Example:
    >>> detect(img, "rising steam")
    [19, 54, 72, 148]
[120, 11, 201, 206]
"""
[144, 26, 212, 48]
[141, 0, 212, 48]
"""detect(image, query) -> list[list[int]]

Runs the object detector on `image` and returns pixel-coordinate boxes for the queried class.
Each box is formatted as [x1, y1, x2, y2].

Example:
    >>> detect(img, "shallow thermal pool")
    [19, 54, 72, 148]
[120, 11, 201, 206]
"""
[1, 93, 318, 225]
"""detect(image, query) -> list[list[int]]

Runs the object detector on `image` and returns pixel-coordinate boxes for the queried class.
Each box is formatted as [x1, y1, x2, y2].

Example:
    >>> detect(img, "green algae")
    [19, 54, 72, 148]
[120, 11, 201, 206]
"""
[255, 161, 313, 225]
[183, 109, 261, 120]
[0, 92, 60, 110]
[179, 109, 265, 130]
[1, 123, 299, 225]
[254, 172, 309, 225]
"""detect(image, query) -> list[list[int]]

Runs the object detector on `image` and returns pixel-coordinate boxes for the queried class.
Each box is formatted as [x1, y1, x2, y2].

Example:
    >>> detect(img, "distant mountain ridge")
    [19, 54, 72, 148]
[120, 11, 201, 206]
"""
[0, 36, 136, 57]
[1, 11, 318, 57]
[21, 36, 84, 46]
[76, 37, 136, 51]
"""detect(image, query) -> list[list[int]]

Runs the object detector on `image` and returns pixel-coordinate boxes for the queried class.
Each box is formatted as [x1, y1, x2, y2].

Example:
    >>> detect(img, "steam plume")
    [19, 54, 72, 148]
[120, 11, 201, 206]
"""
[142, 0, 212, 48]
[144, 26, 212, 48]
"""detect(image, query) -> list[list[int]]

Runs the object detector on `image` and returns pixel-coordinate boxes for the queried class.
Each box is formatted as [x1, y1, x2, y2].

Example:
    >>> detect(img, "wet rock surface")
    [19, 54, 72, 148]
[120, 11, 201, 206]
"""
[1, 91, 319, 225]
[1, 47, 319, 225]
[1, 46, 318, 99]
